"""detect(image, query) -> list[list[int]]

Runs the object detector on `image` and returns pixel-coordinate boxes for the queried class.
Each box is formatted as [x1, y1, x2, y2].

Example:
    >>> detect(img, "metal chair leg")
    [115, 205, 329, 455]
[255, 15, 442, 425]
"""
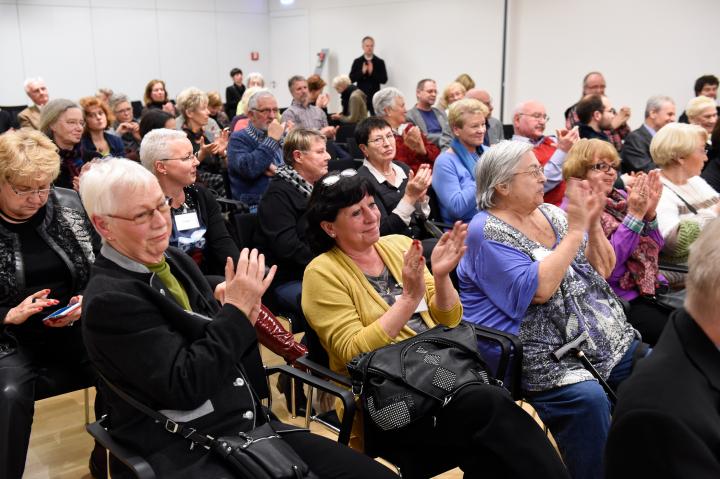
[84, 388, 90, 425]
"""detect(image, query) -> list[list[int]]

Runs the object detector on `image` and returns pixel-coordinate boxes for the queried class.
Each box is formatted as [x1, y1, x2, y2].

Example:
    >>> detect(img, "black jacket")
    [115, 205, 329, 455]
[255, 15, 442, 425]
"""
[358, 161, 420, 238]
[578, 123, 611, 143]
[606, 309, 720, 478]
[620, 125, 654, 173]
[256, 177, 312, 285]
[349, 55, 387, 114]
[225, 83, 246, 119]
[82, 245, 268, 478]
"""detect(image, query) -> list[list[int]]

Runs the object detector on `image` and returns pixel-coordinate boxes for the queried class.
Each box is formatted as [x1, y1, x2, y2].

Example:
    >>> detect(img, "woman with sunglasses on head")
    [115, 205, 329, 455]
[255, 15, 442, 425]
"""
[301, 170, 569, 478]
[562, 139, 668, 345]
[0, 129, 100, 479]
[458, 140, 638, 479]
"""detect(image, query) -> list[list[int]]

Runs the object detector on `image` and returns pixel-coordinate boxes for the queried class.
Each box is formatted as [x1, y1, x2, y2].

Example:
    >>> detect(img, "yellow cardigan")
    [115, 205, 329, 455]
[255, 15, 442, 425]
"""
[301, 235, 463, 448]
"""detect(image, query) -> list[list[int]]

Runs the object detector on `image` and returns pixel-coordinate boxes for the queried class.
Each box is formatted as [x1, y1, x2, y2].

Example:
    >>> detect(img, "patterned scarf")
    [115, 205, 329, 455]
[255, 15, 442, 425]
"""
[275, 165, 313, 197]
[600, 189, 660, 295]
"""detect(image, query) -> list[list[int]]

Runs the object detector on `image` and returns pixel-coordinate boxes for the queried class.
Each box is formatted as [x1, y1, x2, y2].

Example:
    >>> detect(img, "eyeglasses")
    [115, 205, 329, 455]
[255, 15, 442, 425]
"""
[64, 119, 86, 128]
[8, 183, 54, 198]
[321, 169, 357, 187]
[160, 152, 197, 162]
[367, 133, 395, 146]
[589, 162, 615, 173]
[513, 165, 545, 179]
[518, 113, 549, 121]
[107, 198, 171, 225]
[252, 108, 280, 115]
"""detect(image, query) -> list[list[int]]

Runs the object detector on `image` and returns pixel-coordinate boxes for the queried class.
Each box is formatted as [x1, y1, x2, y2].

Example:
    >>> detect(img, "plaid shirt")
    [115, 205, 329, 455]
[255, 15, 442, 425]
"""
[565, 104, 630, 151]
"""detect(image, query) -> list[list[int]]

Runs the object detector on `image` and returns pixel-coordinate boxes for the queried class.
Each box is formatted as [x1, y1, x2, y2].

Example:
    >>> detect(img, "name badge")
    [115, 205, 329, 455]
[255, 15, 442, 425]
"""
[175, 211, 200, 231]
[395, 295, 429, 314]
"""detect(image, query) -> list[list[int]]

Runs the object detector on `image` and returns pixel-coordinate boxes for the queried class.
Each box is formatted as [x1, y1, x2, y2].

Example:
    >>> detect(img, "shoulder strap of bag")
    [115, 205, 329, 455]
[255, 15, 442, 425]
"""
[662, 180, 698, 214]
[98, 371, 216, 449]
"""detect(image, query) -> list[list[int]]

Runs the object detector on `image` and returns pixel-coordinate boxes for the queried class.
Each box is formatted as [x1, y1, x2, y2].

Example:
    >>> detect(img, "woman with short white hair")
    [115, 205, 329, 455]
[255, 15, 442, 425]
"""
[79, 158, 395, 479]
[686, 96, 718, 136]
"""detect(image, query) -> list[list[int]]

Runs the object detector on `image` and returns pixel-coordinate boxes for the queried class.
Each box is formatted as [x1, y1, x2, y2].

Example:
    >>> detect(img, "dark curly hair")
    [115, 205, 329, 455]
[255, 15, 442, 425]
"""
[305, 172, 376, 254]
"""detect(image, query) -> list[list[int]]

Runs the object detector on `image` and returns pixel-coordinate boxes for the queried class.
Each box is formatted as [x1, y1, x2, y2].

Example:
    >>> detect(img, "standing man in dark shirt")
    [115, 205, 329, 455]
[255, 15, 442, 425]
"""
[349, 36, 387, 115]
[224, 67, 246, 119]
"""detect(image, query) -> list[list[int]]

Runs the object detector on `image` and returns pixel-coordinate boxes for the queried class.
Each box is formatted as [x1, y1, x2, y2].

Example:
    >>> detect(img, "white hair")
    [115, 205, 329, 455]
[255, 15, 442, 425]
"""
[23, 77, 45, 92]
[139, 128, 188, 173]
[80, 158, 159, 221]
[248, 89, 275, 111]
[645, 95, 674, 118]
[332, 75, 351, 90]
[109, 93, 130, 111]
[246, 72, 265, 87]
[372, 87, 403, 117]
[475, 140, 534, 210]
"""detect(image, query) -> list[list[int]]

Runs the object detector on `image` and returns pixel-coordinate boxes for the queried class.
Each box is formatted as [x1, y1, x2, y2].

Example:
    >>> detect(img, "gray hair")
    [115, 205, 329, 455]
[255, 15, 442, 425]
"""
[645, 95, 674, 118]
[475, 140, 534, 210]
[686, 217, 720, 312]
[247, 89, 275, 111]
[109, 93, 130, 111]
[38, 98, 80, 136]
[175, 87, 208, 117]
[80, 158, 158, 221]
[332, 75, 351, 90]
[372, 87, 403, 117]
[139, 128, 188, 173]
[288, 75, 306, 90]
[246, 72, 265, 87]
[23, 77, 44, 93]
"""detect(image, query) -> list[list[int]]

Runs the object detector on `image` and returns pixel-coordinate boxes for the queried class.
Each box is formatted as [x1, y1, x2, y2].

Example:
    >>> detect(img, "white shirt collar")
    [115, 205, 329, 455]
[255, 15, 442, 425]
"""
[362, 159, 407, 187]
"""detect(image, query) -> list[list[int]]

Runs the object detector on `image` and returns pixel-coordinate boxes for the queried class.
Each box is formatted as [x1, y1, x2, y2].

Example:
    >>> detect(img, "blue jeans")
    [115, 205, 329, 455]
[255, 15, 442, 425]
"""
[528, 340, 643, 479]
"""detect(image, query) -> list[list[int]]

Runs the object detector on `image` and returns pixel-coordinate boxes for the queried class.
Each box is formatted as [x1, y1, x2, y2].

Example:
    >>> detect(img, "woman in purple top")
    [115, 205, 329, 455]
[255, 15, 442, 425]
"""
[562, 139, 669, 345]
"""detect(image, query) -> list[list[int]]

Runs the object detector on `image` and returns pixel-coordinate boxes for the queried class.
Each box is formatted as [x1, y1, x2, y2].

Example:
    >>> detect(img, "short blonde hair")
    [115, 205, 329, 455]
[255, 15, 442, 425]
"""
[562, 139, 620, 180]
[441, 81, 467, 109]
[332, 75, 351, 90]
[0, 129, 60, 184]
[455, 73, 475, 91]
[282, 129, 327, 166]
[448, 98, 487, 129]
[175, 87, 208, 117]
[206, 91, 223, 109]
[650, 122, 708, 167]
[686, 96, 717, 121]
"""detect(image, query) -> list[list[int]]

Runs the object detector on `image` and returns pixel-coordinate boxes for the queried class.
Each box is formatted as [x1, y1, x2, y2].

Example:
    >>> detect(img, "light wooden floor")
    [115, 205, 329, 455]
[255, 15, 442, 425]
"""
[25, 323, 552, 479]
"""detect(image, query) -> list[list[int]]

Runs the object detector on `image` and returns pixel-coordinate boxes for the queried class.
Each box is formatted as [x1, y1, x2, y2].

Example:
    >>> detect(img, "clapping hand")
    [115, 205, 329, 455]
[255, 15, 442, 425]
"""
[430, 221, 468, 278]
[401, 240, 426, 303]
[403, 125, 427, 155]
[223, 249, 276, 325]
[404, 164, 432, 203]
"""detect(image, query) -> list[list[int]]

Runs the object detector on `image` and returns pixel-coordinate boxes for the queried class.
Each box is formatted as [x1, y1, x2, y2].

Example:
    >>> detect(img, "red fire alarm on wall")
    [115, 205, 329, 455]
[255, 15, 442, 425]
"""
[250, 51, 259, 61]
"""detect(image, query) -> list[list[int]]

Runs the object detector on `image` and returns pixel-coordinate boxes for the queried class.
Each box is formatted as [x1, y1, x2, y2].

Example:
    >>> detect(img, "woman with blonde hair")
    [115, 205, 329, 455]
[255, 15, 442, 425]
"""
[455, 73, 476, 92]
[141, 78, 175, 116]
[439, 81, 467, 110]
[686, 95, 718, 138]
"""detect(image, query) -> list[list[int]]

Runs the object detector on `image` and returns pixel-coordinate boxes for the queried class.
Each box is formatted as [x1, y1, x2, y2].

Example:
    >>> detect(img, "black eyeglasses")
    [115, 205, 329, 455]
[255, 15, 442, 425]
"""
[252, 108, 280, 115]
[321, 169, 357, 187]
[106, 198, 171, 225]
[589, 162, 615, 173]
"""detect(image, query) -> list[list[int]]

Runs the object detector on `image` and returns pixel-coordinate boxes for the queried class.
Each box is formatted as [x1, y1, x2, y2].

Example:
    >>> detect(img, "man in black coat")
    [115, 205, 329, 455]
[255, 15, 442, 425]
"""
[620, 95, 676, 173]
[605, 217, 720, 479]
[349, 36, 387, 115]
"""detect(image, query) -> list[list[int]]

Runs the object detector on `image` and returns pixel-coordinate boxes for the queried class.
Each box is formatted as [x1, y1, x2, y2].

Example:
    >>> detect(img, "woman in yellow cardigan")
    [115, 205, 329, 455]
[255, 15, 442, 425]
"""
[301, 171, 569, 479]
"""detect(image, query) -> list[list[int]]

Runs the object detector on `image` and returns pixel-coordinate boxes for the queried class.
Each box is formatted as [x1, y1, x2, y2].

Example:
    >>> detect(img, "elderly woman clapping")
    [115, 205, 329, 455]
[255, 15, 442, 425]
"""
[458, 140, 638, 479]
[78, 158, 394, 478]
[562, 139, 668, 345]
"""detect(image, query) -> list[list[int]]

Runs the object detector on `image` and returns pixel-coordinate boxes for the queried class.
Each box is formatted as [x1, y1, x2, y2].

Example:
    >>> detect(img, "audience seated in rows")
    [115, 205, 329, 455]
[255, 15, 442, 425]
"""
[620, 95, 676, 173]
[405, 78, 453, 150]
[0, 129, 101, 479]
[458, 140, 639, 479]
[564, 72, 631, 151]
[330, 74, 360, 121]
[562, 139, 670, 345]
[465, 89, 504, 145]
[512, 100, 579, 205]
[373, 87, 440, 173]
[606, 217, 720, 478]
[18, 77, 49, 130]
[300, 173, 569, 476]
[575, 94, 618, 143]
[281, 75, 337, 140]
[78, 158, 396, 479]
[432, 98, 489, 223]
[355, 116, 432, 238]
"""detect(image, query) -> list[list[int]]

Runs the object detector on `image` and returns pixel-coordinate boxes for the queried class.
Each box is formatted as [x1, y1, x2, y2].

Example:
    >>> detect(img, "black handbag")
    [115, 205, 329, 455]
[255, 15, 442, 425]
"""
[346, 322, 500, 433]
[100, 372, 317, 479]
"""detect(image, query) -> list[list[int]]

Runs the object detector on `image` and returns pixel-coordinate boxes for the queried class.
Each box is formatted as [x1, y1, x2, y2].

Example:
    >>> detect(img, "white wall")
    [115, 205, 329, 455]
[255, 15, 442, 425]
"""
[0, 0, 271, 106]
[3, 0, 720, 135]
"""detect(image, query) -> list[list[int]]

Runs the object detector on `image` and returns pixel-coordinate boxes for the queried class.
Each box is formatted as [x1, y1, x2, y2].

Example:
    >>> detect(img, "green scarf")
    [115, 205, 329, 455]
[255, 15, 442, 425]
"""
[145, 257, 192, 311]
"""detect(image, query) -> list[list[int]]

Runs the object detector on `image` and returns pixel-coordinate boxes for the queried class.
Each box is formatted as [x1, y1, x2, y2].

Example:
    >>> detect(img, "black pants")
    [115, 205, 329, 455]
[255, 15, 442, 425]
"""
[627, 296, 672, 346]
[367, 384, 570, 479]
[0, 329, 98, 479]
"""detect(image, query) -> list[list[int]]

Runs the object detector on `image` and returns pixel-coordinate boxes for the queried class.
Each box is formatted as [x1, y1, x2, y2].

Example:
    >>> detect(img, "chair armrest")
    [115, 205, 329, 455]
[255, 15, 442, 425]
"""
[658, 261, 689, 274]
[471, 323, 523, 400]
[265, 364, 355, 445]
[86, 418, 157, 479]
[216, 197, 250, 214]
[294, 356, 352, 387]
